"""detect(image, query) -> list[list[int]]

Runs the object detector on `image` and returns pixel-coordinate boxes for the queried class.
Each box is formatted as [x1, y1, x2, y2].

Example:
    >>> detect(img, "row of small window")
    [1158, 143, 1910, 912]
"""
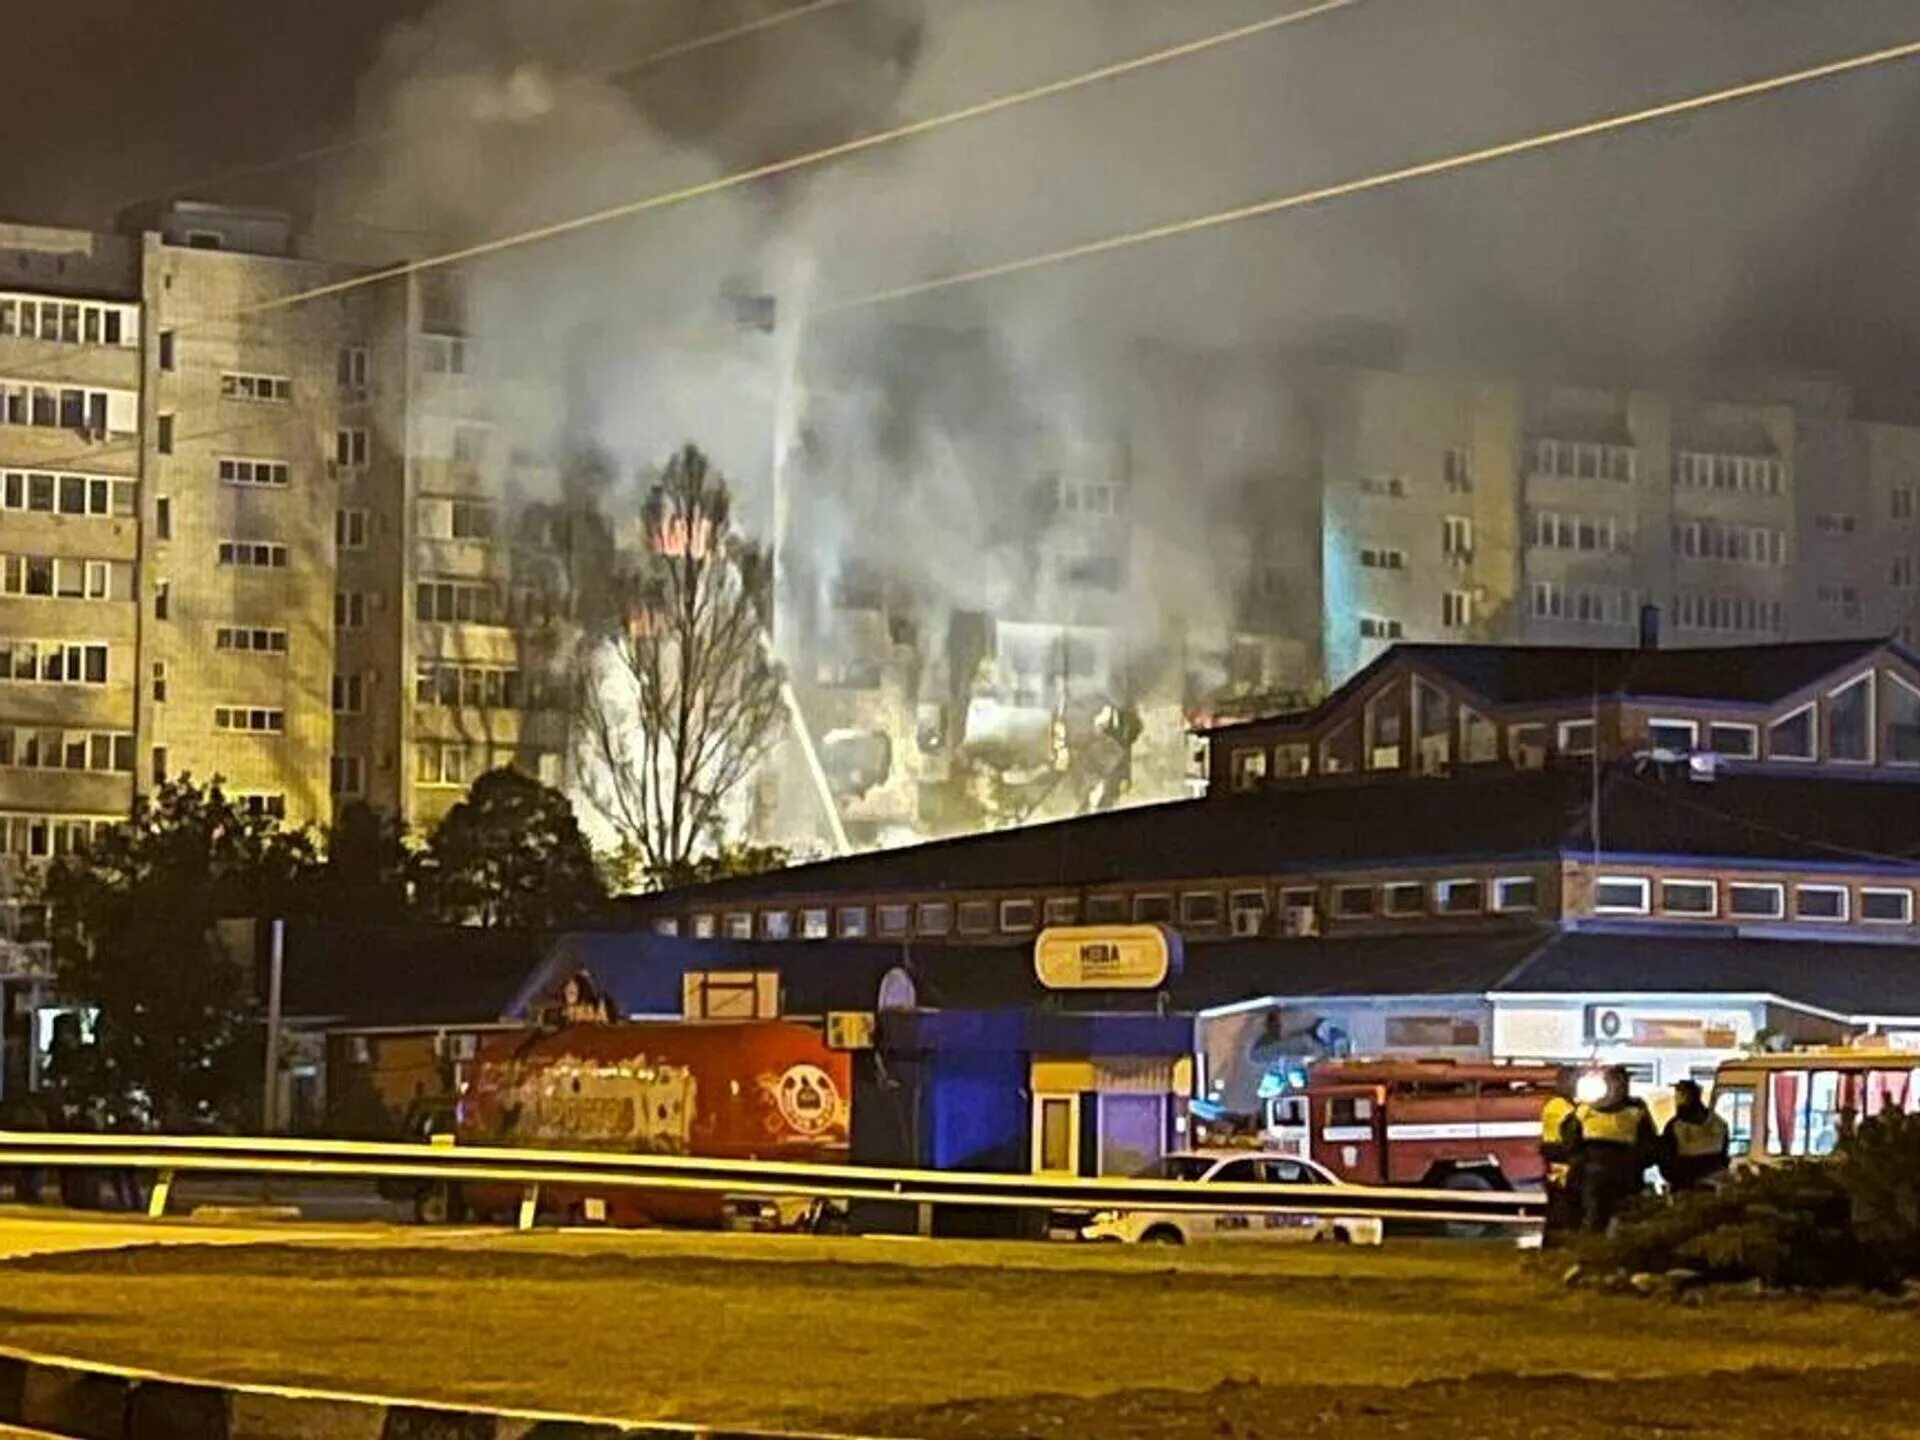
[417, 497, 500, 541]
[415, 581, 559, 628]
[1591, 875, 1914, 926]
[217, 541, 288, 569]
[1672, 591, 1783, 636]
[1673, 520, 1787, 567]
[0, 297, 135, 347]
[0, 383, 120, 433]
[213, 706, 285, 734]
[1055, 478, 1122, 517]
[1530, 583, 1636, 626]
[0, 642, 108, 686]
[216, 626, 288, 654]
[680, 876, 1541, 942]
[220, 373, 291, 403]
[1674, 451, 1786, 495]
[0, 556, 118, 601]
[1, 471, 136, 518]
[0, 727, 134, 774]
[0, 814, 117, 861]
[1531, 510, 1628, 553]
[1669, 672, 1920, 765]
[219, 458, 289, 488]
[1533, 439, 1636, 483]
[414, 662, 528, 711]
[415, 743, 559, 788]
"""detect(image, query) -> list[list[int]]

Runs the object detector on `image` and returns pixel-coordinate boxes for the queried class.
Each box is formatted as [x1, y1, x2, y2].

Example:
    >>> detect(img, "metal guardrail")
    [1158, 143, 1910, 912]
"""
[0, 1130, 1544, 1229]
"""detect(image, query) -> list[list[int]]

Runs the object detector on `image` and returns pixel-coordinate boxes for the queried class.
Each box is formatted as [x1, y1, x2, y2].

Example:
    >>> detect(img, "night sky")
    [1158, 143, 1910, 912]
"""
[9, 1, 1920, 406]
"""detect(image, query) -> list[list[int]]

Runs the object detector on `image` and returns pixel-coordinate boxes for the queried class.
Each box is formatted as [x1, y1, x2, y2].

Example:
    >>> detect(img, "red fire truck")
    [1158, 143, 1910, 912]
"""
[1259, 1058, 1571, 1193]
[453, 1020, 851, 1227]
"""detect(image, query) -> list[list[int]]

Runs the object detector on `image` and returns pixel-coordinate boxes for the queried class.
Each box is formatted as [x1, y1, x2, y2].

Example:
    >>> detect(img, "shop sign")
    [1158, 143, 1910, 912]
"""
[1034, 925, 1181, 990]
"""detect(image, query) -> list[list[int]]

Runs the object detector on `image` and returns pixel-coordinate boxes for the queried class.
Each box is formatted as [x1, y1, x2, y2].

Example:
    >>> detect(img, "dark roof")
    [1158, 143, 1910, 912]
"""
[1201, 638, 1894, 736]
[1500, 930, 1920, 1019]
[520, 926, 1546, 1020]
[278, 922, 558, 1028]
[616, 764, 1920, 913]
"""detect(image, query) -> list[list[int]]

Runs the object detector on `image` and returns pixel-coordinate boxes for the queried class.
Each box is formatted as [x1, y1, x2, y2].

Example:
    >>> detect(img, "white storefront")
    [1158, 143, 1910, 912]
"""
[1491, 992, 1853, 1097]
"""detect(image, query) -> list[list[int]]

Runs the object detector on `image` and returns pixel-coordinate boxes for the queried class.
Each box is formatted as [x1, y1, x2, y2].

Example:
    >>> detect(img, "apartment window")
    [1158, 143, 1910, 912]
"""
[1179, 892, 1222, 927]
[157, 330, 176, 371]
[877, 903, 911, 937]
[337, 346, 370, 392]
[329, 755, 366, 798]
[421, 333, 469, 376]
[1333, 884, 1376, 918]
[417, 580, 501, 624]
[957, 900, 994, 934]
[1085, 894, 1127, 925]
[915, 901, 952, 936]
[219, 458, 289, 488]
[155, 495, 172, 540]
[217, 541, 288, 569]
[1357, 615, 1403, 641]
[1132, 893, 1173, 924]
[1443, 448, 1472, 493]
[759, 910, 792, 940]
[1056, 477, 1122, 516]
[689, 913, 717, 940]
[1382, 882, 1425, 916]
[220, 373, 290, 403]
[450, 500, 498, 541]
[0, 641, 108, 686]
[215, 627, 288, 654]
[150, 662, 167, 704]
[1859, 888, 1913, 925]
[721, 913, 753, 940]
[1558, 719, 1596, 756]
[156, 413, 174, 454]
[1660, 878, 1717, 916]
[1894, 556, 1916, 590]
[1358, 546, 1406, 570]
[1593, 876, 1651, 915]
[1707, 723, 1758, 759]
[1794, 885, 1848, 922]
[1442, 590, 1473, 630]
[1, 471, 131, 517]
[1000, 899, 1038, 933]
[1359, 475, 1406, 498]
[335, 509, 369, 549]
[1728, 882, 1785, 920]
[150, 746, 168, 786]
[1044, 896, 1081, 927]
[213, 706, 285, 734]
[1814, 512, 1856, 535]
[1434, 878, 1484, 914]
[1442, 515, 1473, 560]
[1827, 673, 1874, 764]
[1647, 719, 1697, 753]
[1494, 876, 1538, 912]
[332, 673, 366, 714]
[1894, 487, 1916, 521]
[335, 428, 370, 470]
[1768, 703, 1816, 761]
[838, 906, 871, 939]
[335, 591, 367, 629]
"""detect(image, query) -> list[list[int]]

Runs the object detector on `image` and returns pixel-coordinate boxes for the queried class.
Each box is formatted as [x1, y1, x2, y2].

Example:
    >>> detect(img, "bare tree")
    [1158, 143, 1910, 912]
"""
[578, 444, 784, 882]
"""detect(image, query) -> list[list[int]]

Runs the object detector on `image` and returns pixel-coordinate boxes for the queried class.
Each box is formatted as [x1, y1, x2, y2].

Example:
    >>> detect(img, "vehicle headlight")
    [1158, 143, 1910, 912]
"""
[1090, 1209, 1122, 1225]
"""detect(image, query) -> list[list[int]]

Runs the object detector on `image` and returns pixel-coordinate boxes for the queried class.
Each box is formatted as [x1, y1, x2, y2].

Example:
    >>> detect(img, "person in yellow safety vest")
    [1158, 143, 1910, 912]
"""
[1571, 1065, 1658, 1234]
[1538, 1081, 1581, 1242]
[1658, 1079, 1731, 1192]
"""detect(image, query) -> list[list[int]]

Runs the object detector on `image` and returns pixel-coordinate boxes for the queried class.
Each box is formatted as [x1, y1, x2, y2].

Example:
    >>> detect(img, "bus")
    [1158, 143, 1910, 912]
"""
[1709, 1047, 1920, 1162]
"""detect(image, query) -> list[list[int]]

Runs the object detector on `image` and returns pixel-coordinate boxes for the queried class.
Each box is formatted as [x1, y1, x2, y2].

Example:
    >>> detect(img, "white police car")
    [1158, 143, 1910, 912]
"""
[1079, 1149, 1384, 1246]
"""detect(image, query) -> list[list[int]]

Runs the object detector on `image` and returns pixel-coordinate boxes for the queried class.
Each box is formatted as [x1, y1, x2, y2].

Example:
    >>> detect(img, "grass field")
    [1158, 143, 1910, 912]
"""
[2, 1233, 1916, 1437]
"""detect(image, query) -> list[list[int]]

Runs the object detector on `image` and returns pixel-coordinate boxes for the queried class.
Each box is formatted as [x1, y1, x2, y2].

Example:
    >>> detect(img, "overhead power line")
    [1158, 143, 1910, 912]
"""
[818, 33, 1920, 315]
[155, 0, 870, 201]
[231, 0, 1363, 317]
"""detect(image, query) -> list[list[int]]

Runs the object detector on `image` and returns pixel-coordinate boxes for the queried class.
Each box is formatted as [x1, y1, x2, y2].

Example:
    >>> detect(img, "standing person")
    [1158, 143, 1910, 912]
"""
[1538, 1077, 1581, 1244]
[1658, 1079, 1730, 1193]
[1573, 1066, 1657, 1234]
